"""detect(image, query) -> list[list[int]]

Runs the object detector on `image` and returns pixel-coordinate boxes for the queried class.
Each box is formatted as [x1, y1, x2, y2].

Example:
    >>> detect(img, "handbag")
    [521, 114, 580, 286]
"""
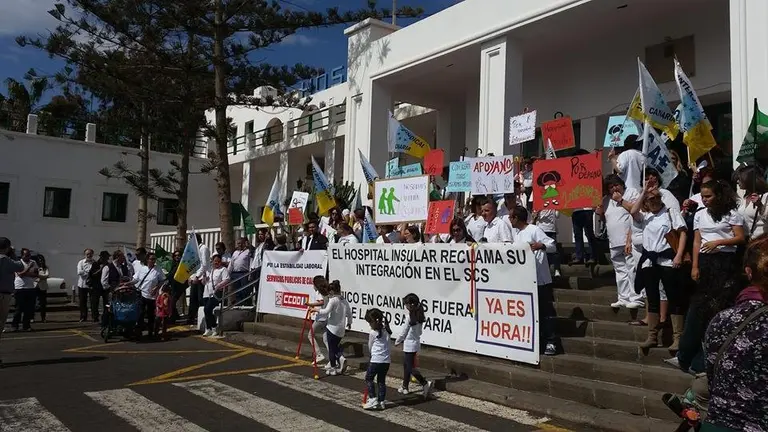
[664, 208, 681, 254]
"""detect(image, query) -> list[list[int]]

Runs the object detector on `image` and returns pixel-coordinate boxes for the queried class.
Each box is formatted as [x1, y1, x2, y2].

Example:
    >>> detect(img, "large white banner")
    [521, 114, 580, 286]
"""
[257, 251, 328, 319]
[329, 243, 540, 365]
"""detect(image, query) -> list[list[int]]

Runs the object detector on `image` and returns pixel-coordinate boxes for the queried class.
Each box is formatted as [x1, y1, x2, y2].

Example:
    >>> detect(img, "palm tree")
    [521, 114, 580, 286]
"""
[3, 77, 49, 132]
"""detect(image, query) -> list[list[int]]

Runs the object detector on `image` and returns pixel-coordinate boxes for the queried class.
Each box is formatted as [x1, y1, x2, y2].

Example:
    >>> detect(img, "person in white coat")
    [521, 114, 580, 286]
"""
[509, 206, 559, 356]
[310, 280, 352, 375]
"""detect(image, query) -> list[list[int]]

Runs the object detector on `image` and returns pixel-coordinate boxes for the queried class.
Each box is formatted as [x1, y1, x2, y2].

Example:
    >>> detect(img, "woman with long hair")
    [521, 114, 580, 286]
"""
[734, 165, 768, 240]
[449, 217, 475, 244]
[679, 180, 746, 372]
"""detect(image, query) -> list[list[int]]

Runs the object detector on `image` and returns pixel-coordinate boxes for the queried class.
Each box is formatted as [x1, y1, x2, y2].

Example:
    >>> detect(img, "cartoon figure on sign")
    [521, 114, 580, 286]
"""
[536, 171, 562, 207]
[386, 187, 400, 214]
[439, 206, 451, 224]
[378, 189, 389, 214]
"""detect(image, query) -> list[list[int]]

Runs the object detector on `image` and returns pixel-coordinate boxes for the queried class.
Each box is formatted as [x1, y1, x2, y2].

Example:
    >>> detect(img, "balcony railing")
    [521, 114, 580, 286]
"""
[150, 224, 287, 253]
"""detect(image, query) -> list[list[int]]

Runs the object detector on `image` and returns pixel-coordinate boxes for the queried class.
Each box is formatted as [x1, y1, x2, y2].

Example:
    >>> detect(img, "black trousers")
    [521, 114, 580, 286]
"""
[91, 288, 109, 320]
[402, 352, 427, 389]
[187, 282, 204, 324]
[138, 297, 156, 336]
[37, 289, 47, 321]
[171, 284, 186, 322]
[204, 297, 219, 330]
[12, 289, 37, 329]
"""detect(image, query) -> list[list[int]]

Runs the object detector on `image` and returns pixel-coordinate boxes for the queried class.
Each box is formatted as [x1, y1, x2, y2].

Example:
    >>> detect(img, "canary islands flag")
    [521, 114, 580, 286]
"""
[311, 156, 336, 215]
[358, 149, 379, 185]
[637, 58, 679, 140]
[674, 59, 716, 163]
[387, 111, 430, 158]
[361, 208, 377, 243]
[174, 233, 200, 283]
[261, 172, 282, 226]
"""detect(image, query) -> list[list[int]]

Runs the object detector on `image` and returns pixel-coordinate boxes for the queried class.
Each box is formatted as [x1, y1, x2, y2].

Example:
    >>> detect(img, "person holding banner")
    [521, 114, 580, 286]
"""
[337, 223, 360, 245]
[464, 196, 488, 242]
[508, 206, 559, 356]
[480, 201, 514, 243]
[449, 218, 475, 244]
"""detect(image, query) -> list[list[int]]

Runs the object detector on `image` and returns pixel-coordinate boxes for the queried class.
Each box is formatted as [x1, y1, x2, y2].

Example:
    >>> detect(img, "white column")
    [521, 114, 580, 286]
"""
[241, 161, 251, 211]
[730, 0, 768, 168]
[477, 36, 523, 156]
[324, 139, 336, 184]
[343, 96, 362, 184]
[436, 109, 452, 153]
[85, 123, 97, 142]
[26, 114, 38, 135]
[278, 152, 289, 206]
[356, 81, 392, 188]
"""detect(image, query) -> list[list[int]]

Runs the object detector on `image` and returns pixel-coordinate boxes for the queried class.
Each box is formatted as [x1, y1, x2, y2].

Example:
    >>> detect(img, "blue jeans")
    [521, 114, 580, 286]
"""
[571, 210, 597, 261]
[366, 362, 390, 402]
[326, 331, 342, 368]
[230, 271, 249, 304]
[402, 352, 426, 389]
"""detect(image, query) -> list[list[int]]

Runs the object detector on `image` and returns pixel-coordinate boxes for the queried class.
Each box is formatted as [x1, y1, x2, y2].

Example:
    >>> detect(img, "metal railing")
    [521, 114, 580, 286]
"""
[215, 268, 260, 337]
[150, 225, 287, 253]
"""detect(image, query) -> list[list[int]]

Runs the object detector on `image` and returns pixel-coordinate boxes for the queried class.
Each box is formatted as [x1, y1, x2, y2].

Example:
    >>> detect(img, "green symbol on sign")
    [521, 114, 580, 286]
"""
[378, 188, 401, 215]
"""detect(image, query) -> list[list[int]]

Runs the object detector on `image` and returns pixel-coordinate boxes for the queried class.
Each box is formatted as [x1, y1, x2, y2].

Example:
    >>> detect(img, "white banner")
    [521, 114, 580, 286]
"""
[257, 250, 328, 319]
[329, 243, 540, 365]
[467, 156, 516, 196]
[373, 175, 430, 224]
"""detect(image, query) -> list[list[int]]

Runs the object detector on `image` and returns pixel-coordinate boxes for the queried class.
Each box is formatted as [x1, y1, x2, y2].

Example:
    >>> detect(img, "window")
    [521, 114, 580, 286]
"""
[43, 187, 72, 218]
[102, 192, 128, 222]
[157, 198, 179, 226]
[0, 182, 8, 214]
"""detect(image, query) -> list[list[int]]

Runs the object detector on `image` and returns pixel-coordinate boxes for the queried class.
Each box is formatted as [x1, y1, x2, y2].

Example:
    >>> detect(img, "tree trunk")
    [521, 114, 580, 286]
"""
[136, 102, 149, 249]
[175, 136, 191, 251]
[213, 0, 235, 252]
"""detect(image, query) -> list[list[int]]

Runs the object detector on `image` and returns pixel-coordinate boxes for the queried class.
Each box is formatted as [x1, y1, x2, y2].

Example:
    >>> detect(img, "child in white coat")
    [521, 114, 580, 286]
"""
[307, 275, 330, 365]
[363, 308, 392, 410]
[311, 280, 352, 375]
[395, 293, 433, 397]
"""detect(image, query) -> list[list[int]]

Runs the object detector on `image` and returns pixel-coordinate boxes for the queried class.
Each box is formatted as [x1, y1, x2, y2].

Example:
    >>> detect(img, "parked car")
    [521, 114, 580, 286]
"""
[29, 251, 67, 294]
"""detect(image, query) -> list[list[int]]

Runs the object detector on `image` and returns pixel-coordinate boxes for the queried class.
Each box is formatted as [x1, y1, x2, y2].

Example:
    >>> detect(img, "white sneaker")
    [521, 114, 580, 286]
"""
[203, 329, 214, 337]
[422, 381, 434, 398]
[315, 353, 326, 363]
[397, 387, 410, 395]
[625, 301, 645, 309]
[362, 398, 379, 410]
[327, 368, 338, 376]
[554, 269, 561, 278]
[377, 400, 386, 410]
[338, 356, 347, 374]
[323, 362, 333, 371]
[610, 300, 626, 308]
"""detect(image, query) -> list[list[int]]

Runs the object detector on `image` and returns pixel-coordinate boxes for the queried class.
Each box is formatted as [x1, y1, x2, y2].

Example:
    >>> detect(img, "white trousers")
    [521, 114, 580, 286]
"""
[610, 246, 644, 303]
[309, 320, 330, 358]
[631, 243, 667, 301]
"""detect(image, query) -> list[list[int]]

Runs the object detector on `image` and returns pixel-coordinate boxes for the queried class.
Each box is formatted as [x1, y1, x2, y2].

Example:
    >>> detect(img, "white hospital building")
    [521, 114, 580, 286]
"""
[2, 0, 766, 284]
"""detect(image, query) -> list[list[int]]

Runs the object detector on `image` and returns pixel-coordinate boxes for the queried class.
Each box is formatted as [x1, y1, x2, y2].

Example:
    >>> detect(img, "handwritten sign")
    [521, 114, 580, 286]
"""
[288, 207, 304, 225]
[385, 157, 399, 178]
[373, 175, 430, 224]
[424, 149, 445, 176]
[509, 111, 537, 145]
[446, 161, 471, 192]
[470, 156, 516, 196]
[289, 191, 309, 213]
[603, 115, 641, 148]
[425, 200, 455, 234]
[541, 117, 575, 151]
[532, 151, 603, 211]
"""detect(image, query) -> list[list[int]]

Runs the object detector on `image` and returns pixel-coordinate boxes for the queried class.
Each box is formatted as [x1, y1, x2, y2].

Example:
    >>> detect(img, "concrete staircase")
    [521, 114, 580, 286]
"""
[242, 263, 690, 431]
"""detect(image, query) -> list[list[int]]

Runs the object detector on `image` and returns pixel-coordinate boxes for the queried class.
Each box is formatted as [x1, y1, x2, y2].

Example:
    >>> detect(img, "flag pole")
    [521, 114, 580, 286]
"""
[641, 120, 650, 189]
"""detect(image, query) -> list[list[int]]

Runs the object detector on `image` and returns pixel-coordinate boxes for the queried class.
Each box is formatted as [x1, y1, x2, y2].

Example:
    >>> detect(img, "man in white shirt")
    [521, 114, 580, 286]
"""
[187, 234, 210, 325]
[12, 248, 39, 332]
[609, 135, 644, 191]
[508, 206, 558, 356]
[228, 237, 252, 305]
[131, 253, 165, 338]
[76, 249, 95, 323]
[132, 247, 147, 277]
[480, 201, 514, 243]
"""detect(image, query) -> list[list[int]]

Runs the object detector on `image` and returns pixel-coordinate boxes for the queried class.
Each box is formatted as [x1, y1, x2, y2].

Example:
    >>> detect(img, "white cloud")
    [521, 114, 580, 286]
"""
[281, 34, 319, 47]
[0, 0, 60, 36]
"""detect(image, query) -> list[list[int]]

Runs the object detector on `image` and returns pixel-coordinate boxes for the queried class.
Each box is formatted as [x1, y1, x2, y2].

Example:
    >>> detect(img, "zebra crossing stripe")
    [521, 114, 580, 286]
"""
[255, 371, 486, 432]
[174, 379, 348, 432]
[347, 371, 549, 426]
[85, 388, 207, 432]
[0, 397, 71, 432]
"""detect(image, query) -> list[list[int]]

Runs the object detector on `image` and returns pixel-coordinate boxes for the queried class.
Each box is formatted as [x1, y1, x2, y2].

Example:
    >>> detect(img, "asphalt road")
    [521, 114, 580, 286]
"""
[0, 311, 579, 432]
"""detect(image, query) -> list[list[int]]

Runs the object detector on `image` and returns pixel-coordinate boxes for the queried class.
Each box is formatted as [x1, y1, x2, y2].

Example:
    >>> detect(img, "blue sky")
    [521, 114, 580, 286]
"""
[0, 0, 460, 101]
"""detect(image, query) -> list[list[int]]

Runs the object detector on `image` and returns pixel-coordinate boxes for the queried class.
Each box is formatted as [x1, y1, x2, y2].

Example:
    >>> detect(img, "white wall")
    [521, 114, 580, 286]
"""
[0, 131, 219, 288]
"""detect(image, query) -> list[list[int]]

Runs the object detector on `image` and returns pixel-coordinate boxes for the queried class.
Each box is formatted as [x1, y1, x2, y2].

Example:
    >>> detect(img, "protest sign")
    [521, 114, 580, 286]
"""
[425, 200, 455, 234]
[373, 175, 430, 224]
[532, 152, 603, 211]
[398, 163, 423, 177]
[447, 160, 471, 192]
[289, 191, 309, 213]
[509, 111, 537, 146]
[603, 115, 641, 148]
[385, 158, 399, 178]
[328, 243, 540, 365]
[470, 156, 516, 195]
[541, 117, 575, 151]
[287, 207, 303, 225]
[646, 127, 678, 187]
[257, 250, 328, 319]
[424, 149, 445, 176]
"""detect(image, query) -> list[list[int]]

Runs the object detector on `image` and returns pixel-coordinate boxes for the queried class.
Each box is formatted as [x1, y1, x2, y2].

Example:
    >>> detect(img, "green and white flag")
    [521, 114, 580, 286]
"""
[736, 98, 768, 164]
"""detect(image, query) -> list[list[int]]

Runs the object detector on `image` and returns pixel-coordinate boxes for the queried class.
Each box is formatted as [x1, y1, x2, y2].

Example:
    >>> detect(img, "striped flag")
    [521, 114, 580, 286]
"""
[173, 232, 200, 283]
[387, 111, 430, 158]
[358, 149, 379, 185]
[637, 58, 679, 140]
[311, 156, 337, 215]
[261, 172, 282, 226]
[674, 58, 716, 163]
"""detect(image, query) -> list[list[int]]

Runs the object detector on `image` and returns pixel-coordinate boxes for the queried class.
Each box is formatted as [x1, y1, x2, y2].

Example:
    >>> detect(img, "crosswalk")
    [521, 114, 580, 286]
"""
[0, 370, 555, 431]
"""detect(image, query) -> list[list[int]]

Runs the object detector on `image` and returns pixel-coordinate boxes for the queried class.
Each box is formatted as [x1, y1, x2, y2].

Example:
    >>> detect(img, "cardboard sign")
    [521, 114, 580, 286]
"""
[424, 200, 455, 234]
[469, 156, 516, 195]
[532, 151, 603, 211]
[385, 157, 399, 178]
[398, 163, 423, 177]
[287, 207, 304, 225]
[541, 117, 575, 151]
[424, 149, 445, 176]
[373, 175, 430, 224]
[603, 115, 641, 148]
[446, 161, 471, 192]
[509, 111, 537, 145]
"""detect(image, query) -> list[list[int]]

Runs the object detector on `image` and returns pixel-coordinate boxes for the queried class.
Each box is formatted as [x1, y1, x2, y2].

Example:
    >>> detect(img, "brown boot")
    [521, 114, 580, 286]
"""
[639, 313, 660, 349]
[668, 314, 685, 353]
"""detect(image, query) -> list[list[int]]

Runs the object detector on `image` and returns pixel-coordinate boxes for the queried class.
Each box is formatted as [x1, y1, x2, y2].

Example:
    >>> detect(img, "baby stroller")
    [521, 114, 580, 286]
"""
[101, 286, 142, 343]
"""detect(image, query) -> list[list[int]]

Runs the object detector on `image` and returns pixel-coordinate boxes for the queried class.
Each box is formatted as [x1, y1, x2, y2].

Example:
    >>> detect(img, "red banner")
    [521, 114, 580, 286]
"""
[424, 149, 445, 177]
[532, 151, 603, 211]
[425, 200, 455, 234]
[288, 207, 304, 226]
[541, 117, 575, 151]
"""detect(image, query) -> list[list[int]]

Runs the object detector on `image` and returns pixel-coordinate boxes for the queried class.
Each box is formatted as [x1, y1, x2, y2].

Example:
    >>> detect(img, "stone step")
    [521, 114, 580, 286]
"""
[244, 319, 682, 424]
[561, 336, 673, 364]
[554, 287, 620, 304]
[556, 301, 646, 323]
[556, 318, 673, 345]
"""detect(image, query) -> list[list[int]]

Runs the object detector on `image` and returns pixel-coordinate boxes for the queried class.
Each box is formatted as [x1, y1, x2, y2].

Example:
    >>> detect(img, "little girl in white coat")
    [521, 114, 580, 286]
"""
[395, 293, 433, 397]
